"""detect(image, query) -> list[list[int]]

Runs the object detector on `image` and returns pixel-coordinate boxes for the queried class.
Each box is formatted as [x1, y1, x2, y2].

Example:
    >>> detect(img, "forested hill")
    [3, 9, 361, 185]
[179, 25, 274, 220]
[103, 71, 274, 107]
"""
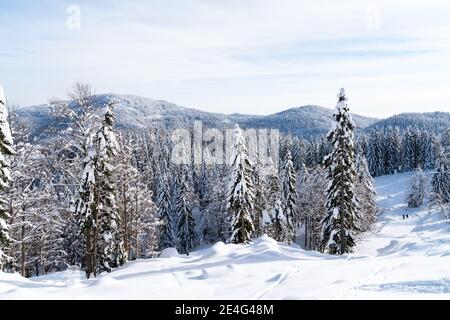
[367, 111, 450, 133]
[14, 93, 449, 139]
[15, 94, 376, 139]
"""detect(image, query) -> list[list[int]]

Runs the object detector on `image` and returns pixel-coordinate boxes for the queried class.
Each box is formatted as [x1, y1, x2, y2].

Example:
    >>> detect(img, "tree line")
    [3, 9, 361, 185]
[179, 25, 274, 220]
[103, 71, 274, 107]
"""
[0, 84, 448, 277]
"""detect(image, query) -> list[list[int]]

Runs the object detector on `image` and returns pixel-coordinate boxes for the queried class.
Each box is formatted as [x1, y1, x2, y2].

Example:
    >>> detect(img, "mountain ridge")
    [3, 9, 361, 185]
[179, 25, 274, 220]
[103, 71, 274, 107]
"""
[14, 93, 448, 139]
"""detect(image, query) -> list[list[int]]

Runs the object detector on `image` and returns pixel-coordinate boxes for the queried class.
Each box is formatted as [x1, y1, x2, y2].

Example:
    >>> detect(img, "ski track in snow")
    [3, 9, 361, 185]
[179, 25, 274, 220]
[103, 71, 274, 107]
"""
[1, 172, 450, 299]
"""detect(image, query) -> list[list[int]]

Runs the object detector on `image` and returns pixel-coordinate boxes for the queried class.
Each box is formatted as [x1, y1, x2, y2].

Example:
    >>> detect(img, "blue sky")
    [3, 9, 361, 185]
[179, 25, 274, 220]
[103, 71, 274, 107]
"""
[1, 0, 450, 117]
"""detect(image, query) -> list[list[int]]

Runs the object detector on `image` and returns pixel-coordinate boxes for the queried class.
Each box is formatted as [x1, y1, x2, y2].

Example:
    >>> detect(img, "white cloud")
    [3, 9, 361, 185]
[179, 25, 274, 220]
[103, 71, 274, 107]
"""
[1, 0, 450, 116]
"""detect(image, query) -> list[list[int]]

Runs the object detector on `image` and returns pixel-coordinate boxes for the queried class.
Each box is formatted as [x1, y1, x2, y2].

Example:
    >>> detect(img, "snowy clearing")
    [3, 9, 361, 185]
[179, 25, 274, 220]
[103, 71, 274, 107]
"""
[1, 172, 450, 300]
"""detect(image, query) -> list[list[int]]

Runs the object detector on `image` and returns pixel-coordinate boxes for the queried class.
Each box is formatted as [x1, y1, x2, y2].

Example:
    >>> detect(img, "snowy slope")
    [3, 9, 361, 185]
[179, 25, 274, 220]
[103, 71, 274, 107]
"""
[1, 172, 450, 299]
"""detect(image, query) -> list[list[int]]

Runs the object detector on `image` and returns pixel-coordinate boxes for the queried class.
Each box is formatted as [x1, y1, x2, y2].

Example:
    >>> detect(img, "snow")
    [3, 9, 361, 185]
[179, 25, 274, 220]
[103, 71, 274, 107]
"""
[160, 247, 180, 258]
[2, 172, 450, 299]
[0, 85, 5, 105]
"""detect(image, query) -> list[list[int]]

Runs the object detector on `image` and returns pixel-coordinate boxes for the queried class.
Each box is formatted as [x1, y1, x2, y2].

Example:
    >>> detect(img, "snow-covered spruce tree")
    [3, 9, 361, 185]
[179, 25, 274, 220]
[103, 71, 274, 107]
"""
[0, 85, 15, 267]
[75, 143, 96, 277]
[76, 102, 126, 277]
[423, 132, 437, 171]
[156, 171, 175, 251]
[280, 149, 298, 244]
[320, 88, 360, 255]
[384, 127, 402, 174]
[227, 125, 255, 244]
[292, 138, 306, 171]
[252, 158, 267, 238]
[406, 168, 427, 208]
[355, 154, 378, 231]
[94, 102, 126, 274]
[175, 168, 197, 255]
[366, 130, 384, 177]
[262, 157, 284, 241]
[430, 150, 450, 209]
[402, 128, 422, 172]
[51, 83, 99, 268]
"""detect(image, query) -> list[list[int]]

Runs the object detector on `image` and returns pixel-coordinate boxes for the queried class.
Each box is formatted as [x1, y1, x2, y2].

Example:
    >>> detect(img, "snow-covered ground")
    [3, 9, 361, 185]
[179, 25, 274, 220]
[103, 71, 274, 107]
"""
[1, 172, 450, 299]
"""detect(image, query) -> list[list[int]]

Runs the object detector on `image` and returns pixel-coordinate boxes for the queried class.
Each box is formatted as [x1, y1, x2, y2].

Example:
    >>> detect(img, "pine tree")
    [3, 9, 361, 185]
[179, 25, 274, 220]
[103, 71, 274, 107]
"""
[321, 88, 360, 255]
[252, 158, 267, 238]
[0, 85, 15, 267]
[281, 149, 298, 244]
[75, 102, 125, 277]
[175, 169, 197, 255]
[406, 168, 427, 208]
[355, 154, 378, 231]
[157, 171, 175, 251]
[423, 132, 437, 171]
[356, 134, 368, 158]
[430, 150, 450, 208]
[384, 127, 401, 174]
[75, 143, 96, 276]
[367, 130, 383, 176]
[227, 125, 255, 244]
[262, 158, 283, 241]
[94, 103, 126, 274]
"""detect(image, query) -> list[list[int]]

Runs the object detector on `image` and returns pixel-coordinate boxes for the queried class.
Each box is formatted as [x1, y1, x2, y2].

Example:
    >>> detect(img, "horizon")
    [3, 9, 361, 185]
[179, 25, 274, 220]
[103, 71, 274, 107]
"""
[10, 90, 450, 120]
[2, 1, 450, 117]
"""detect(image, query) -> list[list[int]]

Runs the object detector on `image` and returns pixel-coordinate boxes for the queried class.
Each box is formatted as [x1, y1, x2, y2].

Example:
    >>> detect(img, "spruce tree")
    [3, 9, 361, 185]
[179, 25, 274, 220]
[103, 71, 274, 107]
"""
[227, 125, 255, 244]
[355, 154, 378, 231]
[423, 133, 437, 171]
[321, 88, 360, 255]
[430, 150, 450, 207]
[385, 127, 401, 174]
[95, 103, 126, 273]
[0, 86, 15, 266]
[281, 149, 298, 244]
[75, 102, 125, 277]
[75, 144, 96, 276]
[157, 171, 175, 251]
[175, 169, 197, 255]
[367, 130, 383, 176]
[406, 168, 427, 208]
[262, 158, 284, 241]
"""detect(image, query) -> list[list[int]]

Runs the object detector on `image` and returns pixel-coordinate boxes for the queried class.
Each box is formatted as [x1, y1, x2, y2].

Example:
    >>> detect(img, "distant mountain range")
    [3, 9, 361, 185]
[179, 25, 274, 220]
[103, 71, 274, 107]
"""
[15, 94, 449, 140]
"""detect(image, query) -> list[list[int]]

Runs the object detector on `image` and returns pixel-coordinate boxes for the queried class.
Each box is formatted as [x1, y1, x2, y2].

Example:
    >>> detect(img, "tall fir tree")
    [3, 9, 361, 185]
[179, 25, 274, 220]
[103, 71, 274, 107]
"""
[367, 130, 383, 176]
[227, 125, 255, 244]
[157, 169, 175, 251]
[423, 132, 437, 170]
[430, 150, 450, 207]
[355, 154, 378, 231]
[75, 102, 126, 277]
[252, 159, 266, 237]
[280, 149, 298, 244]
[175, 168, 197, 255]
[385, 127, 402, 174]
[94, 103, 126, 274]
[406, 168, 427, 208]
[262, 158, 284, 241]
[0, 86, 15, 267]
[321, 88, 360, 255]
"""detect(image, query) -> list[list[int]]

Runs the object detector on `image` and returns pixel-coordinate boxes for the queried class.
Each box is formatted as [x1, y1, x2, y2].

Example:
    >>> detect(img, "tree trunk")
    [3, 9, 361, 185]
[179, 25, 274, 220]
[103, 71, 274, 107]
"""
[85, 228, 92, 279]
[21, 219, 25, 277]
